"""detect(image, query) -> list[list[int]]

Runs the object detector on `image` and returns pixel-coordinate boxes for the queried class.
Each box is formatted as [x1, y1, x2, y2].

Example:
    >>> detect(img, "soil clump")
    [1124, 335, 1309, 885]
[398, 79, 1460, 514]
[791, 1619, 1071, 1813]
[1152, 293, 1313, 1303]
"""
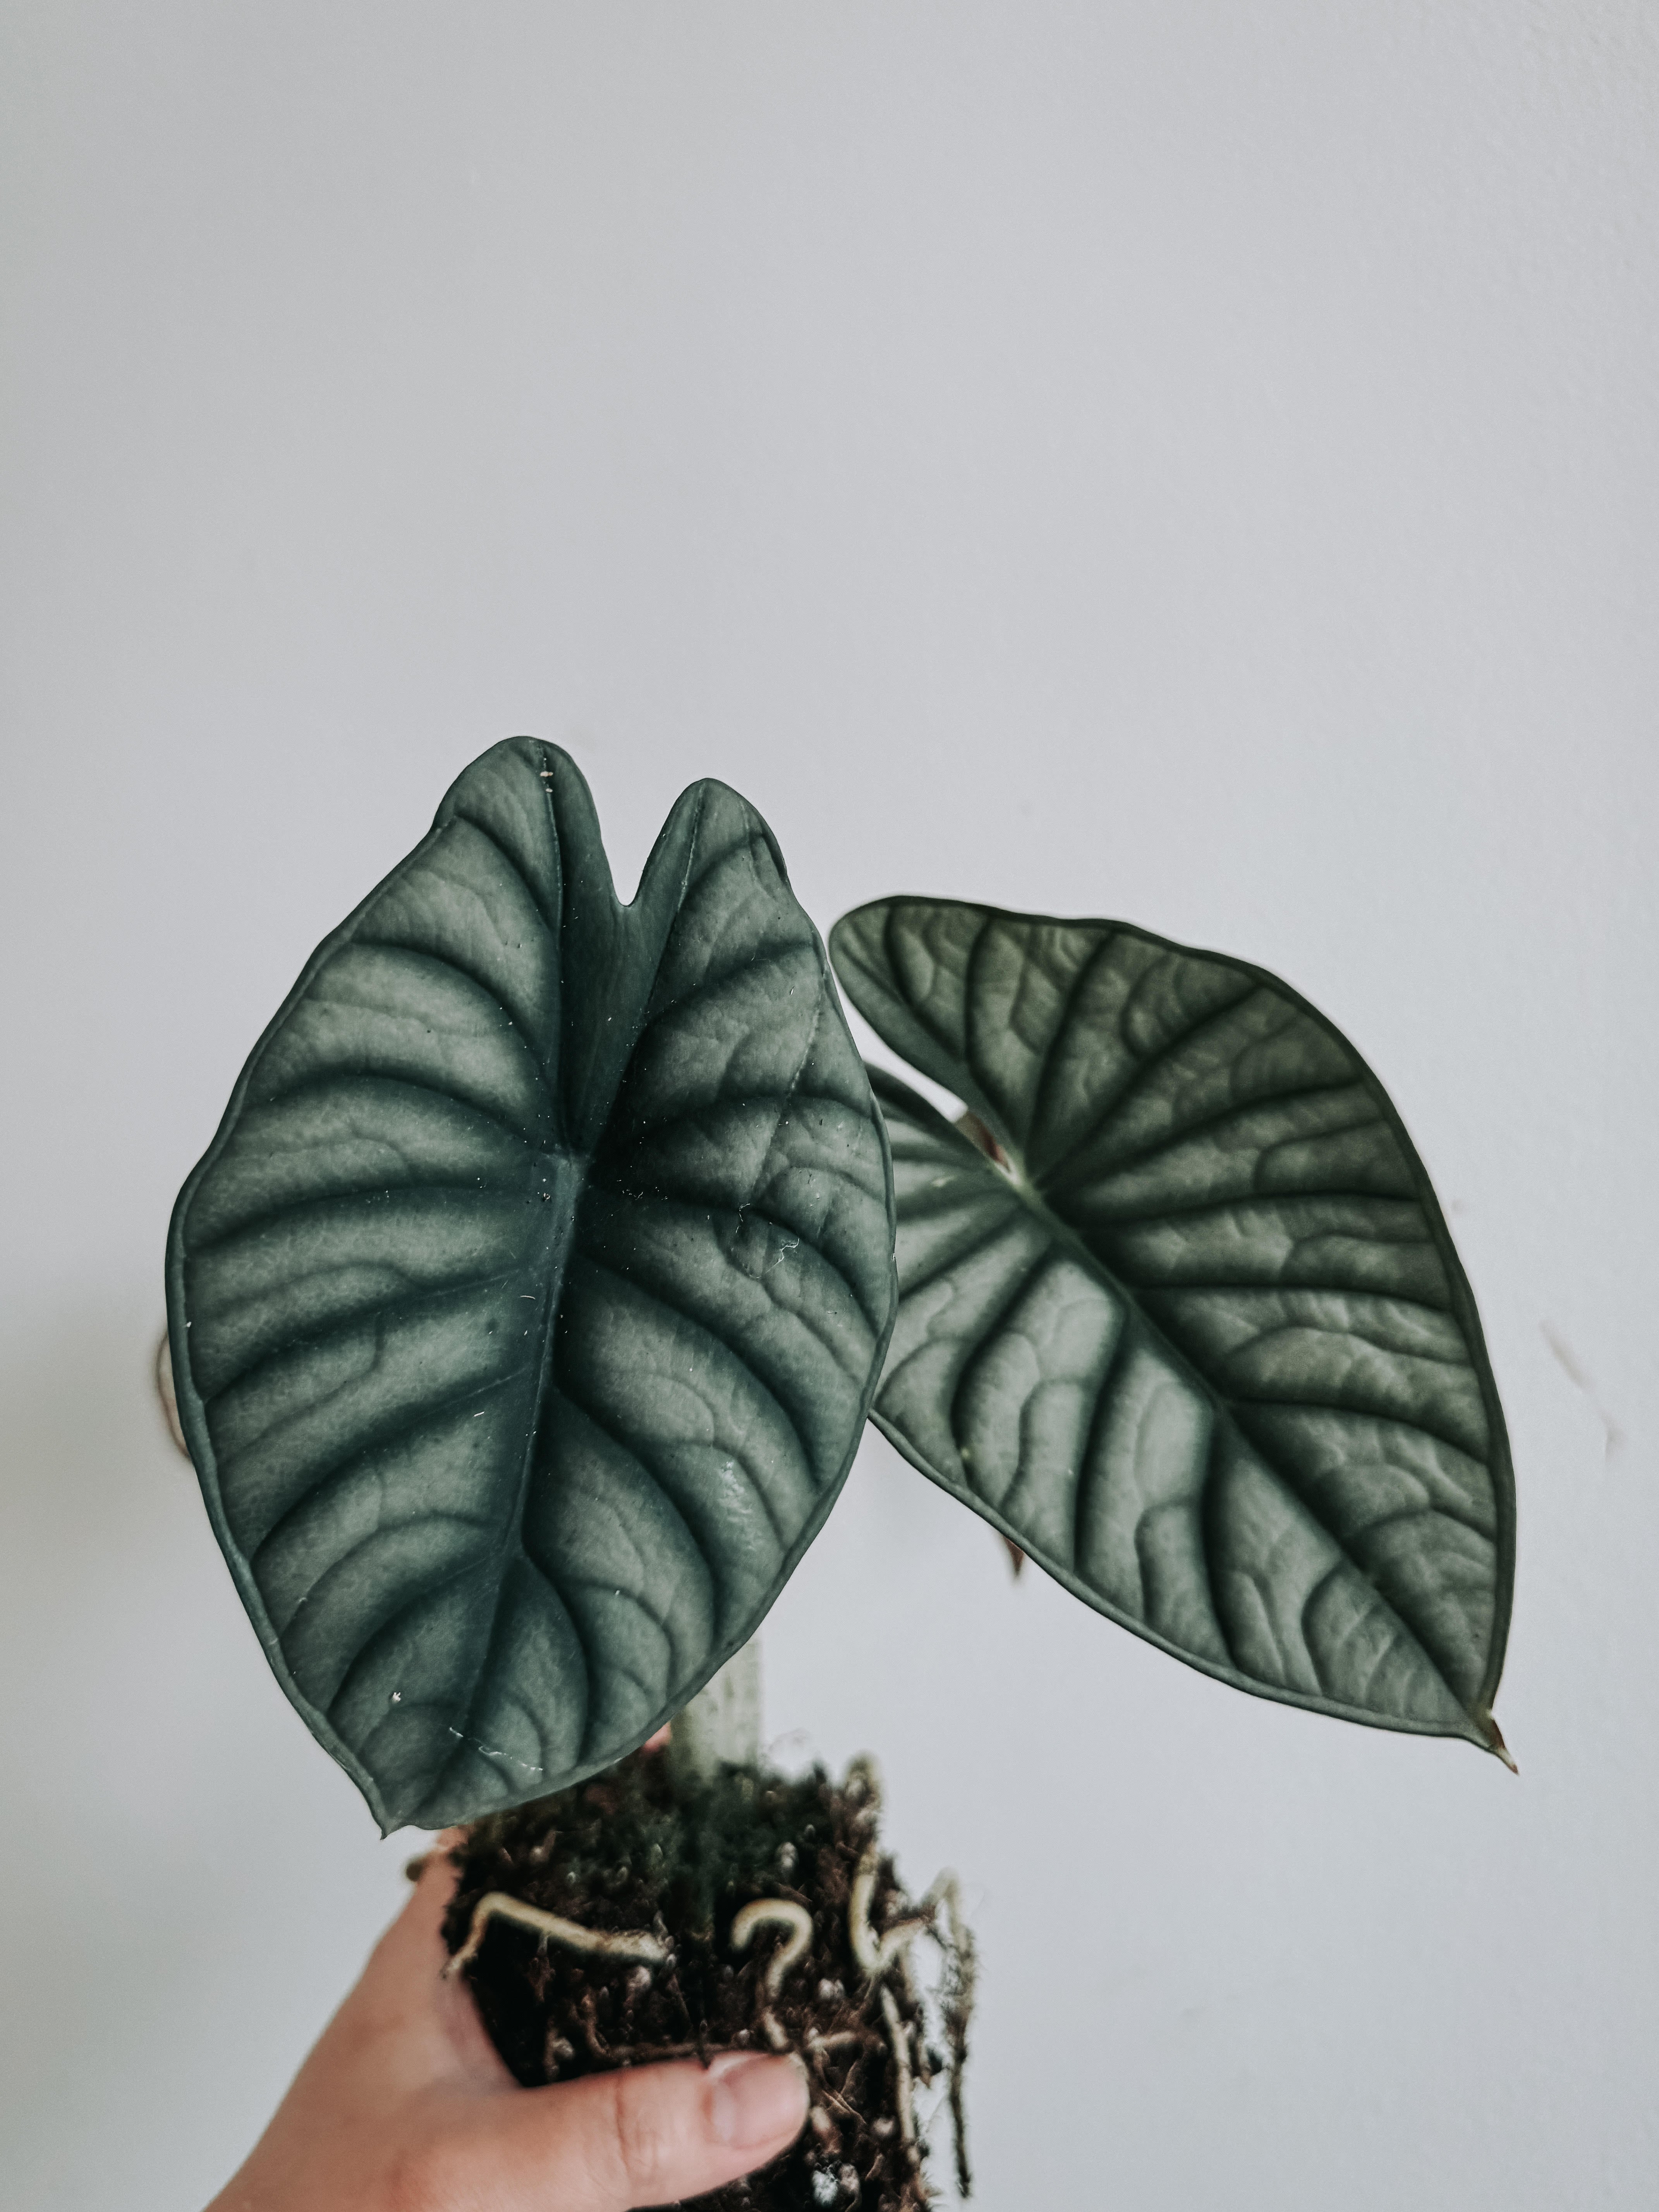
[438, 1750, 972, 2210]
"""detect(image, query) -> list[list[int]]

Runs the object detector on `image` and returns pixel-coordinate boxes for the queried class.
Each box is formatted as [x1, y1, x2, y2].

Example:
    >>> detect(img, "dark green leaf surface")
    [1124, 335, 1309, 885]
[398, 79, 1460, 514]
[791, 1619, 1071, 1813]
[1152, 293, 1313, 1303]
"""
[168, 742, 896, 1831]
[831, 899, 1513, 1750]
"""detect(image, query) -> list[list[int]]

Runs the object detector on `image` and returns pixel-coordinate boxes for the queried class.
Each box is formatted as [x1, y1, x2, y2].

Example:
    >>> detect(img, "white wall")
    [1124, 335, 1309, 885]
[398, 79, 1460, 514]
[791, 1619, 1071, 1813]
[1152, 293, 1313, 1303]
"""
[3, 5, 1656, 2205]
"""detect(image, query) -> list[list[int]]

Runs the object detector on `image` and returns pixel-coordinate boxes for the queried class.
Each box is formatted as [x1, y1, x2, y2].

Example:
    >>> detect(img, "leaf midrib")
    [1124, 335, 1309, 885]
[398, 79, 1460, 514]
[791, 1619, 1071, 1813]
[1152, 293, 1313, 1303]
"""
[905, 1110, 1479, 1718]
[439, 773, 710, 1790]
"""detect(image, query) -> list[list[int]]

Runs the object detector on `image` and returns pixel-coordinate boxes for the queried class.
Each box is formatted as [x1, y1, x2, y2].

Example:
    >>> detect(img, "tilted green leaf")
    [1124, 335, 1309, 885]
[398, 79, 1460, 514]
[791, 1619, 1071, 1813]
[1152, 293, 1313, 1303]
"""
[168, 741, 896, 1831]
[830, 898, 1514, 1752]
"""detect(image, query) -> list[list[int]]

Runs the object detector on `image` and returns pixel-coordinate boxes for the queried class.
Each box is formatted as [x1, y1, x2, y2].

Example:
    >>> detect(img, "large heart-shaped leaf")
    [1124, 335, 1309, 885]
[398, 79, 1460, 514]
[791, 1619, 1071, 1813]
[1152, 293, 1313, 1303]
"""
[830, 898, 1513, 1753]
[167, 741, 896, 1831]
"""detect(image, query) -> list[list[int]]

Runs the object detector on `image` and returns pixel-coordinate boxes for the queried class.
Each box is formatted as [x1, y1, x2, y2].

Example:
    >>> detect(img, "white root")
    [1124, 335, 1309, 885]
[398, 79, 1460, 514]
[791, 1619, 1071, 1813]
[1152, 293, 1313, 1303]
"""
[879, 1984, 920, 2169]
[924, 1870, 977, 2201]
[444, 1891, 670, 1979]
[848, 1843, 932, 1979]
[920, 1870, 965, 1944]
[730, 1897, 814, 1997]
[842, 1753, 883, 1826]
[730, 1896, 815, 2052]
[843, 1757, 977, 2199]
[804, 2028, 866, 2056]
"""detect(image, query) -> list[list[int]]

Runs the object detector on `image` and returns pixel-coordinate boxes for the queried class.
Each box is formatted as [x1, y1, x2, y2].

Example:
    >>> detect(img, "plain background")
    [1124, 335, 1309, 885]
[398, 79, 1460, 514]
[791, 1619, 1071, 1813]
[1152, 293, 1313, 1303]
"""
[2, 5, 1656, 2206]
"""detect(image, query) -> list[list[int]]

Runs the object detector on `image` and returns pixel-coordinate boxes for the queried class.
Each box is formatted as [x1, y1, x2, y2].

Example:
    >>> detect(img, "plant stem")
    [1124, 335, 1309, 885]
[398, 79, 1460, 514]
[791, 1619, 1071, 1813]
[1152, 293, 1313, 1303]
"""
[664, 1639, 762, 1787]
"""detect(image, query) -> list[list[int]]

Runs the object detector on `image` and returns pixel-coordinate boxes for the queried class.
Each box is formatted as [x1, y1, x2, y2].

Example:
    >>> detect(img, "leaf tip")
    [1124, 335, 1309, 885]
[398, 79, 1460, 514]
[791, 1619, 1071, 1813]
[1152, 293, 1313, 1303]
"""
[1476, 1708, 1518, 1774]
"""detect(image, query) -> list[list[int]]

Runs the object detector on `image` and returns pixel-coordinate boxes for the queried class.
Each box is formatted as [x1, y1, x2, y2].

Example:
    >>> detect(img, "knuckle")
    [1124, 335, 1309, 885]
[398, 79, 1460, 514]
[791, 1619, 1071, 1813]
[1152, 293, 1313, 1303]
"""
[603, 2068, 679, 2201]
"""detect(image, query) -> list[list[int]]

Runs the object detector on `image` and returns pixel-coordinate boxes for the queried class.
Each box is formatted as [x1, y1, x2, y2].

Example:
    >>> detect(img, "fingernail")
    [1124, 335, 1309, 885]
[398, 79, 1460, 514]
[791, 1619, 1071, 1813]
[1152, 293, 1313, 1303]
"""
[707, 2052, 809, 2148]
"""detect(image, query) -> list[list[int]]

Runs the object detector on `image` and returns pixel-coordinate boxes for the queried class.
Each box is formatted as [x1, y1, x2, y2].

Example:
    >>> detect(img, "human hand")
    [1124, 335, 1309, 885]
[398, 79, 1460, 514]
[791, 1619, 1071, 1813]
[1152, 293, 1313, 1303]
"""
[206, 1838, 809, 2211]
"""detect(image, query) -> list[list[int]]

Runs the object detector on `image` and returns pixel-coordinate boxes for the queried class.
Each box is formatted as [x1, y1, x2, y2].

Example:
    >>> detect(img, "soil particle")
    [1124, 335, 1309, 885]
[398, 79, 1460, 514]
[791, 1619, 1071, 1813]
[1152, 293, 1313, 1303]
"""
[439, 1750, 970, 2210]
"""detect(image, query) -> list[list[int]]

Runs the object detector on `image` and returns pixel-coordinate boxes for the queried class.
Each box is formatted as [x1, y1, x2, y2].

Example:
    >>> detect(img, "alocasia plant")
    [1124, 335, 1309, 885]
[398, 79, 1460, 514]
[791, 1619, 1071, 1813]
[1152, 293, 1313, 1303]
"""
[166, 739, 1514, 1840]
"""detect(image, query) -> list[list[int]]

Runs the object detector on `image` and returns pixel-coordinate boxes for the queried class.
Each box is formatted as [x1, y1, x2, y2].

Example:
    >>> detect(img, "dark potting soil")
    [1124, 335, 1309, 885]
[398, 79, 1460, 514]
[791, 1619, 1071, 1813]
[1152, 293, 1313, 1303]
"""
[438, 1750, 972, 2211]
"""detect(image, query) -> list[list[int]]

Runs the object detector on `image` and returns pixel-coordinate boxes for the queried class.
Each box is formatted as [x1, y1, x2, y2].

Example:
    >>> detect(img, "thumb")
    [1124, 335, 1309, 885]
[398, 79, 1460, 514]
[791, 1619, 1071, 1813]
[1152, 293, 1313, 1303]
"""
[483, 2050, 811, 2210]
